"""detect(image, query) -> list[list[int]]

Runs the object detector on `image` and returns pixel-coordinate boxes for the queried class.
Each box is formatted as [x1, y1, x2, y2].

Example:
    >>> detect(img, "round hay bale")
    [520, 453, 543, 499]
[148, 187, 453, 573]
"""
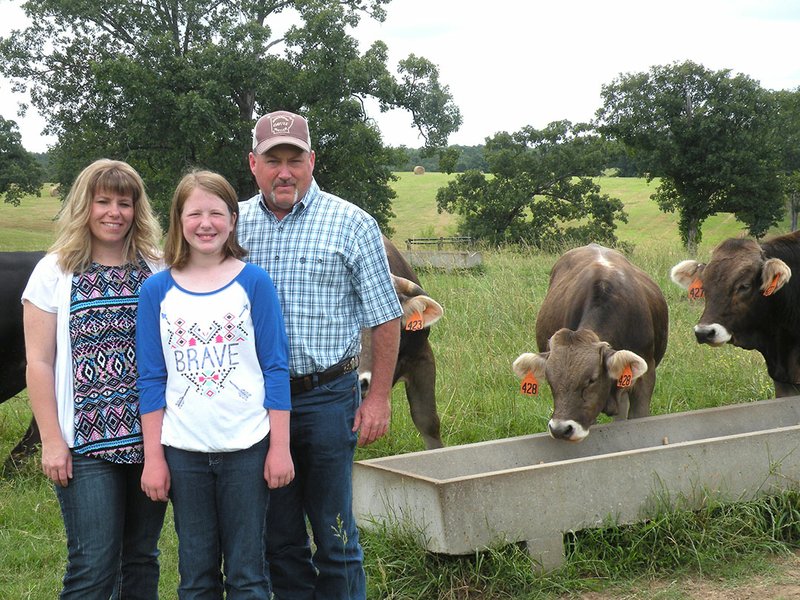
[413, 165, 425, 175]
[50, 184, 61, 197]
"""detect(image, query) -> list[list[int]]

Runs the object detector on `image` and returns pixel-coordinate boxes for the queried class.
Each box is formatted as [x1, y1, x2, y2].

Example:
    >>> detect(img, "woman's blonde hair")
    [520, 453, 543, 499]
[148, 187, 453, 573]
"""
[50, 159, 162, 273]
[163, 170, 246, 269]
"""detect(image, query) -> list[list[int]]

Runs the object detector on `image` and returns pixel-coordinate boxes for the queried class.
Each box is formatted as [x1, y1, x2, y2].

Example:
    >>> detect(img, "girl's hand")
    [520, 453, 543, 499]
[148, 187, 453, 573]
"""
[264, 448, 295, 489]
[141, 458, 171, 502]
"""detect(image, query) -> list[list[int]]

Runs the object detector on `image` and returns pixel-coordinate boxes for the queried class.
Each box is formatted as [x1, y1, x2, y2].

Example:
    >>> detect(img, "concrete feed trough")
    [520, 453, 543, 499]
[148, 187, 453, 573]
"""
[353, 396, 800, 570]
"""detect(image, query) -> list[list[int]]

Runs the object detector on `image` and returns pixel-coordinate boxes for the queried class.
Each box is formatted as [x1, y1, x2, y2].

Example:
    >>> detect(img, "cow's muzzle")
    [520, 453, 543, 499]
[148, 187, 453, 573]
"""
[547, 419, 589, 442]
[694, 323, 731, 346]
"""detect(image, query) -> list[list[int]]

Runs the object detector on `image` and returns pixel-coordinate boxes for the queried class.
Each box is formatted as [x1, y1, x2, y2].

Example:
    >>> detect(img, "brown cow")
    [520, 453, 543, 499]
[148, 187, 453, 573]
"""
[513, 244, 669, 441]
[359, 237, 444, 449]
[670, 231, 800, 397]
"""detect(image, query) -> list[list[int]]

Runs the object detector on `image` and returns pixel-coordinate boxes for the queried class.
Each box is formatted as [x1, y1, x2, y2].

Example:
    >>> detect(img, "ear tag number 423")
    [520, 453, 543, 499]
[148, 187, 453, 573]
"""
[405, 310, 424, 331]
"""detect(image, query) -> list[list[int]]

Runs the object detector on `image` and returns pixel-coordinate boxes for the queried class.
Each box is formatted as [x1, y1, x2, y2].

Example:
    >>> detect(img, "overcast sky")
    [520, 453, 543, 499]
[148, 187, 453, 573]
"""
[3, 0, 800, 153]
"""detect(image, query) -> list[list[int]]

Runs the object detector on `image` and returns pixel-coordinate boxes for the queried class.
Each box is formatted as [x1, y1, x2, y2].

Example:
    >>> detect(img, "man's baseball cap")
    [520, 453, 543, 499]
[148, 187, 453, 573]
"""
[252, 111, 311, 154]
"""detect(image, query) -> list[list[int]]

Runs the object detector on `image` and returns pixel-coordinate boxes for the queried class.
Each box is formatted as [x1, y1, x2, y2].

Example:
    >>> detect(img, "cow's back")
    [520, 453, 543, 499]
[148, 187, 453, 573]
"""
[382, 235, 422, 285]
[535, 244, 668, 366]
[382, 236, 431, 344]
[0, 251, 45, 402]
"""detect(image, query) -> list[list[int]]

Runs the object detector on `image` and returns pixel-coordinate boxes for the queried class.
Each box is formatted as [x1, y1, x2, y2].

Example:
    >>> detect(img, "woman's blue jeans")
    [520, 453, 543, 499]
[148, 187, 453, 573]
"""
[55, 452, 167, 600]
[165, 435, 270, 600]
[266, 371, 365, 600]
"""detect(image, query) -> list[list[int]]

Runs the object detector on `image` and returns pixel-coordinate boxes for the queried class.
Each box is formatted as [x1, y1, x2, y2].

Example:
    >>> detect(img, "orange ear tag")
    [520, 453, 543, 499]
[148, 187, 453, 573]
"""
[617, 364, 633, 388]
[405, 310, 424, 331]
[763, 273, 781, 297]
[688, 278, 704, 300]
[520, 371, 538, 396]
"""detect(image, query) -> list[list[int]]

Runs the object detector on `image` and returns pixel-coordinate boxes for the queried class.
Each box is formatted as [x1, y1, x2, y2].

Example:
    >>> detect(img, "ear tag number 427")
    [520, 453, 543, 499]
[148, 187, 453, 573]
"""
[688, 278, 704, 300]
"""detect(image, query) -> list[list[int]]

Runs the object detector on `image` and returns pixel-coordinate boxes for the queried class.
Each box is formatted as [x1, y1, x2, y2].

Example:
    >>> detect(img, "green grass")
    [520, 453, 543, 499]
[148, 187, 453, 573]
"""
[389, 172, 460, 243]
[2, 178, 799, 598]
[0, 189, 61, 251]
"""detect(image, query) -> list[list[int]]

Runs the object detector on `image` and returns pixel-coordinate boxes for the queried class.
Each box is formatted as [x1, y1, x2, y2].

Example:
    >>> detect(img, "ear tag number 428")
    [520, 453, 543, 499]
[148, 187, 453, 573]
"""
[520, 371, 538, 396]
[617, 364, 633, 388]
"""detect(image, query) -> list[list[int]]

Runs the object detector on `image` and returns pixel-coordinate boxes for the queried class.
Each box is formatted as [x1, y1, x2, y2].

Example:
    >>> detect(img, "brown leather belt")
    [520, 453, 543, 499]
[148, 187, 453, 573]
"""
[289, 356, 359, 395]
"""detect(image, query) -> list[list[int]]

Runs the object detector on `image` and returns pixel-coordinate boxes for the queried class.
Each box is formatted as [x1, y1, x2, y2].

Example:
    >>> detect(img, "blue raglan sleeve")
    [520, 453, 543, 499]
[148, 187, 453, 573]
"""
[243, 263, 291, 411]
[136, 273, 169, 414]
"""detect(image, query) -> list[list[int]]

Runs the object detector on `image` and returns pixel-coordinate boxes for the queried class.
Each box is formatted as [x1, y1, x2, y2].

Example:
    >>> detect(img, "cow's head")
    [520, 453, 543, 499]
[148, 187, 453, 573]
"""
[359, 275, 443, 395]
[670, 238, 791, 349]
[512, 328, 648, 441]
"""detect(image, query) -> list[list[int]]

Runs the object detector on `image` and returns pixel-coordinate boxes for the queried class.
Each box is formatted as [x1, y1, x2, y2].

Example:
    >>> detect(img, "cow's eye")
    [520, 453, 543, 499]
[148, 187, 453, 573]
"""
[737, 282, 751, 293]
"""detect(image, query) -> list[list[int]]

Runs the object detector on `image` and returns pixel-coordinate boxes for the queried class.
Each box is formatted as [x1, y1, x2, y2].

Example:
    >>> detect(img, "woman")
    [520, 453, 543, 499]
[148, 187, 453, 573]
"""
[22, 159, 167, 599]
[136, 170, 292, 598]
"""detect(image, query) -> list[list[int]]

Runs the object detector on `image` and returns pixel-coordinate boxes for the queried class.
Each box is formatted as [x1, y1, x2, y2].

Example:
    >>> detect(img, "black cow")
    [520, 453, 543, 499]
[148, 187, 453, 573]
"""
[513, 244, 669, 441]
[1, 251, 44, 469]
[358, 237, 444, 449]
[671, 231, 800, 397]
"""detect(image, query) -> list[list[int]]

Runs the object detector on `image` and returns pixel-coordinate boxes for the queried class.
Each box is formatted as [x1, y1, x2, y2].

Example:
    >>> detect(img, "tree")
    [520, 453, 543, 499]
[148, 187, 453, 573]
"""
[596, 60, 783, 252]
[394, 144, 488, 173]
[436, 121, 626, 248]
[0, 1, 461, 232]
[782, 172, 800, 232]
[773, 88, 800, 231]
[0, 116, 44, 205]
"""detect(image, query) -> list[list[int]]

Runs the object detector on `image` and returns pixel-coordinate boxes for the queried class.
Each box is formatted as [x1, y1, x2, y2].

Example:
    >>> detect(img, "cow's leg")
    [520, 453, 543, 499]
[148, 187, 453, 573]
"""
[611, 391, 629, 421]
[627, 371, 656, 419]
[773, 380, 800, 398]
[402, 354, 443, 450]
[3, 417, 40, 472]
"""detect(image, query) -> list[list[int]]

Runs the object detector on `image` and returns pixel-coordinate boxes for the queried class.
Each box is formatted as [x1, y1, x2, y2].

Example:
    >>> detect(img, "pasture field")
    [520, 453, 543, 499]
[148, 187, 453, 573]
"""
[387, 172, 775, 248]
[1, 179, 799, 598]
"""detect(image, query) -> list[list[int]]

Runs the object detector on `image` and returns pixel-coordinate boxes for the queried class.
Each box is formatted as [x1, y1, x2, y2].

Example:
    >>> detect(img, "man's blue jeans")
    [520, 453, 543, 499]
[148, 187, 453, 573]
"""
[266, 371, 365, 600]
[165, 435, 270, 600]
[55, 452, 167, 600]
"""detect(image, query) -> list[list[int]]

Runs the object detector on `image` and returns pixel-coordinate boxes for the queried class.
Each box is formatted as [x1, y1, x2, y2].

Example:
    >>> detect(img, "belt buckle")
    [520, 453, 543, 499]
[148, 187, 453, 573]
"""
[342, 356, 358, 374]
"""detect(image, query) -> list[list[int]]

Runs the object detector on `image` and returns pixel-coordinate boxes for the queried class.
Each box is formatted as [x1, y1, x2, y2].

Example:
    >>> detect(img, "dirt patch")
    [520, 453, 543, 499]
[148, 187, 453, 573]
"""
[576, 551, 800, 599]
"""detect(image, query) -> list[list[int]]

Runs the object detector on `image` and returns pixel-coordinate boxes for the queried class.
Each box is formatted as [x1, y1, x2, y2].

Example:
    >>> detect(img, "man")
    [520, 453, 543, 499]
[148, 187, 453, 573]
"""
[238, 110, 402, 600]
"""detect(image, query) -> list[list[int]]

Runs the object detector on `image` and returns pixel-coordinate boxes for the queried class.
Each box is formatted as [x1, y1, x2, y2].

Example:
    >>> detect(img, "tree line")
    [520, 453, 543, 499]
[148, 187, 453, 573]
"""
[1, 1, 799, 251]
[437, 62, 800, 253]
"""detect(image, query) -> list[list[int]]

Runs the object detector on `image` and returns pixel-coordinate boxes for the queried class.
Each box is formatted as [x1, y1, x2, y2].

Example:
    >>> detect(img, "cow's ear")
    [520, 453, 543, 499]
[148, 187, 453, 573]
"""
[670, 260, 705, 290]
[761, 258, 791, 296]
[403, 295, 443, 328]
[391, 274, 425, 297]
[604, 349, 648, 382]
[512, 352, 548, 380]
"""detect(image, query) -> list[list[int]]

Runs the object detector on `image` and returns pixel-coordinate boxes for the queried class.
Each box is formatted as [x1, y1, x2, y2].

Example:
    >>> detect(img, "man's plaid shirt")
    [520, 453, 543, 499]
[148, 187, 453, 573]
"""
[237, 179, 402, 377]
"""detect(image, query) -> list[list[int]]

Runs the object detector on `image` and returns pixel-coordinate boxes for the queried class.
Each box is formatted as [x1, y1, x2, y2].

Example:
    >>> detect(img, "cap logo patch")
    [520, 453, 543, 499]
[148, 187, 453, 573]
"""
[270, 115, 293, 135]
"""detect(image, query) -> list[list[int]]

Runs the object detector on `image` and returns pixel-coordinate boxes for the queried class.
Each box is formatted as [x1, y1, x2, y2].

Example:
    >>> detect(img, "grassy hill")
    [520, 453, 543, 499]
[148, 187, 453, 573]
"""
[0, 189, 62, 251]
[389, 172, 785, 253]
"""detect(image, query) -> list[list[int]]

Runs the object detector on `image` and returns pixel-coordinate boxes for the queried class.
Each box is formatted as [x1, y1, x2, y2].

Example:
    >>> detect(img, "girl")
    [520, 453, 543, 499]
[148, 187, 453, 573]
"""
[22, 159, 166, 599]
[136, 170, 292, 599]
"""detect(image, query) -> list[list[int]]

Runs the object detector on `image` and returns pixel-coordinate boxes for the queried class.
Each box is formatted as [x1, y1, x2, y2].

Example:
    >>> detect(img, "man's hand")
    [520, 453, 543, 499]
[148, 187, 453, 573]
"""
[353, 392, 391, 447]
